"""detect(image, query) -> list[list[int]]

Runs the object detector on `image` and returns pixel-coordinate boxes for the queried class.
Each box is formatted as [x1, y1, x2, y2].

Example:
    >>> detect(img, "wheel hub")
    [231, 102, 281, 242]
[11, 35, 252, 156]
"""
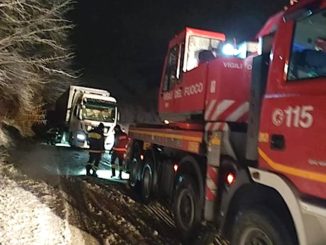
[240, 227, 273, 245]
[179, 190, 195, 229]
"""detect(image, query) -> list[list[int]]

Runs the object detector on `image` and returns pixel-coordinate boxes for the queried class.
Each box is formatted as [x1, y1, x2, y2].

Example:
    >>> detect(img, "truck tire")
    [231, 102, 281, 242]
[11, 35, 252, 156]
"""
[230, 207, 295, 245]
[128, 143, 142, 190]
[173, 174, 201, 242]
[140, 163, 153, 204]
[128, 158, 139, 189]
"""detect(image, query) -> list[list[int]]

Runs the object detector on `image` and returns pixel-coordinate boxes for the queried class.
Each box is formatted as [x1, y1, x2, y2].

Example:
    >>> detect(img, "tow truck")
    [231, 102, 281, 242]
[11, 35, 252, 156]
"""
[125, 0, 326, 244]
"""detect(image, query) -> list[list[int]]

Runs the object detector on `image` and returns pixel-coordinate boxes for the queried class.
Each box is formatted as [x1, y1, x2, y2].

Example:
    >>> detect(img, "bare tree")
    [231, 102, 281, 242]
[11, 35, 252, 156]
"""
[0, 0, 75, 145]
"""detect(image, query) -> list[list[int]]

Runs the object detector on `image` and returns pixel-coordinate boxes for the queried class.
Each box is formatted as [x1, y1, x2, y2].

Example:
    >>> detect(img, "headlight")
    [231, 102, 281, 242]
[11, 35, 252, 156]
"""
[76, 133, 86, 141]
[87, 125, 92, 131]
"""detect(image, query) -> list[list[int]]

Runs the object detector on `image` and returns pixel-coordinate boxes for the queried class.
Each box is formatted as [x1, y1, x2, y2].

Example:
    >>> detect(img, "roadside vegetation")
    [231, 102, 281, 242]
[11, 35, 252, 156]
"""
[0, 0, 75, 151]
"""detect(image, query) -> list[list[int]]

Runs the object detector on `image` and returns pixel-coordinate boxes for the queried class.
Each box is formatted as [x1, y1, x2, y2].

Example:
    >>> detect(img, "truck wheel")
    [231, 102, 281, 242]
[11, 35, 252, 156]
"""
[128, 143, 142, 190]
[140, 164, 153, 204]
[128, 158, 139, 189]
[173, 174, 200, 241]
[230, 207, 295, 245]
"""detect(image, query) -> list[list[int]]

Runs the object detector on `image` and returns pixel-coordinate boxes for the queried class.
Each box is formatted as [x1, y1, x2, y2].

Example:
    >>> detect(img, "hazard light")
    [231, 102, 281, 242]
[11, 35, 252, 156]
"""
[222, 43, 239, 56]
[225, 172, 236, 186]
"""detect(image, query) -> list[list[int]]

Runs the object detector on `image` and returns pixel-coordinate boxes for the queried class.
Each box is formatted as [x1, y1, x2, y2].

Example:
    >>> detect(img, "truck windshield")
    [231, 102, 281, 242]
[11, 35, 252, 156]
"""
[186, 35, 222, 71]
[81, 99, 116, 122]
[288, 9, 326, 80]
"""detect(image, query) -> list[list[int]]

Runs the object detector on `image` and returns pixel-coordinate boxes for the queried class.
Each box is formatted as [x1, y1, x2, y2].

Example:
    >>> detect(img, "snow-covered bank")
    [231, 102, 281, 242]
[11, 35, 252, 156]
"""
[1, 144, 181, 245]
[0, 163, 99, 245]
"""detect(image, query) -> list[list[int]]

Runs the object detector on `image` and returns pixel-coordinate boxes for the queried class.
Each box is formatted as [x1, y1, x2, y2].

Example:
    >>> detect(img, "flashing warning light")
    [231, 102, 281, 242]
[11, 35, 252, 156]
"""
[222, 43, 239, 56]
[140, 154, 144, 160]
[226, 172, 236, 185]
[173, 164, 178, 172]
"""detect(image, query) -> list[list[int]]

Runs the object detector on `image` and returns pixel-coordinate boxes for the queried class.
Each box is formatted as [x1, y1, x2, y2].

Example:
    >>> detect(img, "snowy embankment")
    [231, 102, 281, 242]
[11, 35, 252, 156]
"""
[0, 162, 98, 245]
[0, 145, 180, 245]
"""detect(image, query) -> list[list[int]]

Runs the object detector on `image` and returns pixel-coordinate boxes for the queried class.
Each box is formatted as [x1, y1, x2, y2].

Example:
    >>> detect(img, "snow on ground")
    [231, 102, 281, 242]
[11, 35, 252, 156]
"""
[0, 144, 180, 245]
[0, 142, 229, 245]
[0, 163, 98, 245]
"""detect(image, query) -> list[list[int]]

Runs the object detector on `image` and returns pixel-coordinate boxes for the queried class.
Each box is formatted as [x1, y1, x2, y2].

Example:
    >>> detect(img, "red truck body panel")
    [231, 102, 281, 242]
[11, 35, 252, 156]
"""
[129, 126, 203, 154]
[259, 0, 326, 199]
[159, 56, 252, 123]
[160, 62, 208, 115]
[204, 57, 252, 122]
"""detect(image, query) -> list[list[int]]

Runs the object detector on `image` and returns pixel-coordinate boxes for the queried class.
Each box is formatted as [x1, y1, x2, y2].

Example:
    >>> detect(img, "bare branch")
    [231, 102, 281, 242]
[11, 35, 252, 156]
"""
[0, 0, 76, 137]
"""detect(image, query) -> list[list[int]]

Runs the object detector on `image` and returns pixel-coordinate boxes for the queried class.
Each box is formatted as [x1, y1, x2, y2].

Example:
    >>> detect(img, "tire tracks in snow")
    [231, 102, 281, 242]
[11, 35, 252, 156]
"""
[80, 180, 146, 244]
[144, 203, 175, 228]
[79, 178, 180, 245]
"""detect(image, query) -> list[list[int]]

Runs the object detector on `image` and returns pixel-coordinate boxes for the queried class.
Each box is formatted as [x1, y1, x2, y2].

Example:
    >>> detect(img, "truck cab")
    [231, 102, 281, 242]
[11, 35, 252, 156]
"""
[158, 28, 225, 121]
[245, 1, 326, 243]
[56, 86, 118, 150]
[158, 27, 253, 125]
[257, 0, 326, 199]
[73, 93, 118, 150]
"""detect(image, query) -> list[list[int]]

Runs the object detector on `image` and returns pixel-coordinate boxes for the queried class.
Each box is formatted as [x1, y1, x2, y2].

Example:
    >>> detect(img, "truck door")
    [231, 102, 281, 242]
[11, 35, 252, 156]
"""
[259, 7, 326, 199]
[158, 44, 183, 118]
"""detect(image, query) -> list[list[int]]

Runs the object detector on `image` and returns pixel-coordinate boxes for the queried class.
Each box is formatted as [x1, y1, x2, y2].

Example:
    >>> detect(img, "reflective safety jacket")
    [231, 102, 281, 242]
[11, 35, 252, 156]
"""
[112, 131, 129, 159]
[88, 128, 105, 153]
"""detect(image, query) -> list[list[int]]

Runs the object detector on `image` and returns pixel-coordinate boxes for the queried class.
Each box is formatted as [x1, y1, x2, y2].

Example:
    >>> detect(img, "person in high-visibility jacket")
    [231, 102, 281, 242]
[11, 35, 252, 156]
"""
[86, 122, 105, 177]
[110, 125, 128, 179]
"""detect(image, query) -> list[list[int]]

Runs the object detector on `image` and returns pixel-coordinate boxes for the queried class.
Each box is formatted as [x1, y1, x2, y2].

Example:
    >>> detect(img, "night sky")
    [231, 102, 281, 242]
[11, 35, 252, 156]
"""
[71, 0, 289, 111]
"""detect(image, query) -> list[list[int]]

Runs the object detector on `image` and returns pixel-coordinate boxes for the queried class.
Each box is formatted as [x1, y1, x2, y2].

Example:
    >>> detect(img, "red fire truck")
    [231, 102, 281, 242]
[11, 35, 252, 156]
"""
[125, 0, 326, 244]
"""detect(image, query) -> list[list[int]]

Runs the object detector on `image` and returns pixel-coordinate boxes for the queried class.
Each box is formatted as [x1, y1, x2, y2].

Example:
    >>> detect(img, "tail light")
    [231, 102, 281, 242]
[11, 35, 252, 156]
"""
[225, 172, 236, 186]
[173, 164, 178, 172]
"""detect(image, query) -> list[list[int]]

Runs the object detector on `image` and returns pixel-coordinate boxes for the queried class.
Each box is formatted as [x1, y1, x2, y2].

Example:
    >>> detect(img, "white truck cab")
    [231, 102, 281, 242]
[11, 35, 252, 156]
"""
[56, 85, 118, 150]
